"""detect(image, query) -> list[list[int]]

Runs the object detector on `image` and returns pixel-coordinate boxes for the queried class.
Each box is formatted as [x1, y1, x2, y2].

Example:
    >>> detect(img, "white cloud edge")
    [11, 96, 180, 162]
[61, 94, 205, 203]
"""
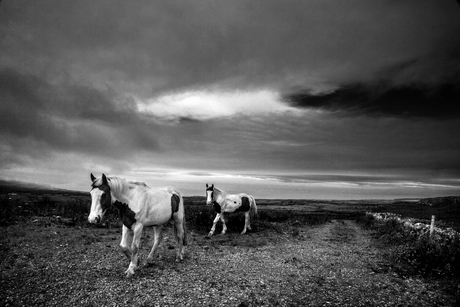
[134, 90, 297, 121]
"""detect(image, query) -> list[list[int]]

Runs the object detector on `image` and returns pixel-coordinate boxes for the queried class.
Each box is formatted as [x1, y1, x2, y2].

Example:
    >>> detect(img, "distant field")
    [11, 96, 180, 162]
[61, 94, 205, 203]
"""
[187, 195, 460, 230]
[1, 183, 459, 230]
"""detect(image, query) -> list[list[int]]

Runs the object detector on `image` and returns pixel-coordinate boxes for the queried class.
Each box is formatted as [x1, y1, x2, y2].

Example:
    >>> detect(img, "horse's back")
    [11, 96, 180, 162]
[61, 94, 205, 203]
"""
[162, 186, 181, 196]
[130, 186, 181, 225]
[140, 186, 180, 201]
[237, 193, 250, 199]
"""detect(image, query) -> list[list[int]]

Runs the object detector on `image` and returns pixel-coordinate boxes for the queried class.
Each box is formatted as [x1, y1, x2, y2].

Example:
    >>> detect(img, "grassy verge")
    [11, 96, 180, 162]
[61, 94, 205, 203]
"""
[360, 212, 460, 278]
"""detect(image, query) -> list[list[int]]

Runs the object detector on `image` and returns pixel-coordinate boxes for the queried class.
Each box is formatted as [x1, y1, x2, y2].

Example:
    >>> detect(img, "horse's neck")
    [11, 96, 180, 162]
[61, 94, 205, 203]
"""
[108, 178, 130, 203]
[214, 188, 228, 204]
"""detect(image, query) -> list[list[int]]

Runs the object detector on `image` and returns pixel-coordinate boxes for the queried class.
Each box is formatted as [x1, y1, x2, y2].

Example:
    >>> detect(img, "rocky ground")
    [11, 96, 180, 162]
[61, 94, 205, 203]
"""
[0, 219, 456, 306]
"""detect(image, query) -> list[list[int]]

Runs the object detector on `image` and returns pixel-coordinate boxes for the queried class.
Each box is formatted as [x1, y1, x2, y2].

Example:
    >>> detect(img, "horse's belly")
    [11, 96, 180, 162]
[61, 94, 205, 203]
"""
[225, 201, 242, 212]
[136, 208, 169, 225]
[134, 192, 174, 226]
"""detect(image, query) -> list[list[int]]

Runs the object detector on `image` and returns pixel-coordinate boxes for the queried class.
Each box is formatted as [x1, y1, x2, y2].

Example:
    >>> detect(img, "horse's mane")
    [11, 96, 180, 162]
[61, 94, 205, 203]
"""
[92, 176, 148, 196]
[213, 186, 228, 197]
[214, 187, 223, 193]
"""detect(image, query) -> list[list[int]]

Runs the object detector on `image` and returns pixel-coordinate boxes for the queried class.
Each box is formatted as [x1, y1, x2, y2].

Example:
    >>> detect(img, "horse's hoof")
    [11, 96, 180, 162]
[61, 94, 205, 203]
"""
[125, 270, 135, 278]
[145, 260, 155, 267]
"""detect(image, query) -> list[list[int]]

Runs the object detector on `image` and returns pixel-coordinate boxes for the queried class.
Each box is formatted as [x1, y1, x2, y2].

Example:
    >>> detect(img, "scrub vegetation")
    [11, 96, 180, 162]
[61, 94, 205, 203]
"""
[1, 186, 459, 306]
[360, 212, 460, 278]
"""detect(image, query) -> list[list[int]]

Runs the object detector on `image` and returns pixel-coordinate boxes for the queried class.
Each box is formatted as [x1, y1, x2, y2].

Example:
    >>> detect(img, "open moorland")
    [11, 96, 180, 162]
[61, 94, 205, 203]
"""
[1, 185, 459, 306]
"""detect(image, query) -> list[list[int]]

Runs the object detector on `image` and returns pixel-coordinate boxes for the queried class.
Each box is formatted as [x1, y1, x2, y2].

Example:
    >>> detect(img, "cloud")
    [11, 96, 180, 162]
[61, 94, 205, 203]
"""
[2, 1, 459, 98]
[0, 68, 160, 158]
[282, 82, 460, 118]
[136, 90, 295, 121]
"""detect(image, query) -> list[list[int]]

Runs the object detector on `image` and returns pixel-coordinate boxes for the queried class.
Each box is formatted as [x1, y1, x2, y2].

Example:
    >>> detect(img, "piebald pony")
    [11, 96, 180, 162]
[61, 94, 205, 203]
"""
[88, 174, 187, 277]
[205, 184, 257, 237]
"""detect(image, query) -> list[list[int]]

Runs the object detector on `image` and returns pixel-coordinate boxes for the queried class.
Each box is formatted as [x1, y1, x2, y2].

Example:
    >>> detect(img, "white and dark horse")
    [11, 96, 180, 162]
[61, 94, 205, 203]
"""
[88, 174, 187, 277]
[205, 184, 257, 237]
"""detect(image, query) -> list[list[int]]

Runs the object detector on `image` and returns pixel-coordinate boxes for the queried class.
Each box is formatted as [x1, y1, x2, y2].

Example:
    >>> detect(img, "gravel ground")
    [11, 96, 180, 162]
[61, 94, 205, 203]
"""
[0, 219, 456, 306]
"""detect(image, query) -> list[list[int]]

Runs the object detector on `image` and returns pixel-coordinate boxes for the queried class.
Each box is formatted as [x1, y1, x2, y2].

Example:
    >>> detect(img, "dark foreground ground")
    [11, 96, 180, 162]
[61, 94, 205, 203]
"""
[1, 218, 457, 307]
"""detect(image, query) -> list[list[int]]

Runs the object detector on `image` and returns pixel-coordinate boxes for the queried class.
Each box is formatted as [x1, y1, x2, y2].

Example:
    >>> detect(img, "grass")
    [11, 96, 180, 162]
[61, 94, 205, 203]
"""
[360, 212, 460, 278]
[2, 190, 459, 279]
[1, 194, 335, 231]
[1, 190, 460, 306]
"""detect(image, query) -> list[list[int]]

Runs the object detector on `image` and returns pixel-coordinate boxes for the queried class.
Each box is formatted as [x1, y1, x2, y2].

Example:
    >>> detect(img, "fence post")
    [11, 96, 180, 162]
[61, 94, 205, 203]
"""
[429, 215, 435, 238]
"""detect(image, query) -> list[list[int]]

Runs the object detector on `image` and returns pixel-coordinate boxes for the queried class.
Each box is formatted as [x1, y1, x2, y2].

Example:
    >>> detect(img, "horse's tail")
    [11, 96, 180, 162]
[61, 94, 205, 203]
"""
[249, 195, 258, 220]
[181, 203, 188, 246]
[171, 189, 187, 246]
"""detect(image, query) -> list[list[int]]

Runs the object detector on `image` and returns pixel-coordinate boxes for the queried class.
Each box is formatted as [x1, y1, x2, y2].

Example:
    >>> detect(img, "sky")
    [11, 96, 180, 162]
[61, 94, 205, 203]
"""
[1, 0, 460, 199]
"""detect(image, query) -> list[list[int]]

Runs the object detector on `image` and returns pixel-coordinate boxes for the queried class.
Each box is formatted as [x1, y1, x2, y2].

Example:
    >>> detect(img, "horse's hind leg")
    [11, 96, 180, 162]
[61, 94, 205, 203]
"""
[120, 225, 133, 260]
[241, 211, 251, 234]
[246, 211, 252, 231]
[146, 225, 163, 265]
[173, 218, 186, 262]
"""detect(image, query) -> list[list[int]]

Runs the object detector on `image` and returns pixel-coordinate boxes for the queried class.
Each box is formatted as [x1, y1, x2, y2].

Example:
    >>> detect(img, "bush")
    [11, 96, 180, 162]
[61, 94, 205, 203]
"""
[362, 212, 460, 277]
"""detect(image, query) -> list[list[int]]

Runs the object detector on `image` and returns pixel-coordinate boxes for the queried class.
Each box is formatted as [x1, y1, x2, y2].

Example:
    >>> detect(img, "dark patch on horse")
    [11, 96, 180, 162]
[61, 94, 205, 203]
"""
[234, 197, 250, 213]
[213, 201, 221, 213]
[113, 200, 136, 229]
[171, 194, 180, 217]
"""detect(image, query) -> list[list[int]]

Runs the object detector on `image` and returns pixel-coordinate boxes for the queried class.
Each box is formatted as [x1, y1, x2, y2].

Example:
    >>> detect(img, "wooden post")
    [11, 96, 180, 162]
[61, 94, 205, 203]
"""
[430, 215, 435, 237]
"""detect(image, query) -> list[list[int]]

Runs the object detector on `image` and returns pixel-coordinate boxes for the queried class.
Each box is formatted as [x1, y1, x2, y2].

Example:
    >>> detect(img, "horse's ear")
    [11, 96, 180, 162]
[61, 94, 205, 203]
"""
[206, 184, 208, 188]
[211, 184, 214, 188]
[91, 173, 96, 182]
[102, 174, 108, 185]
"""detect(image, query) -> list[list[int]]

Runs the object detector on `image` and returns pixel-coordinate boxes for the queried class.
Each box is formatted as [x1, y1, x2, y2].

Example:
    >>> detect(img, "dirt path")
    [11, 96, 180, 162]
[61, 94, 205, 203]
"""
[284, 220, 452, 306]
[0, 220, 455, 306]
[182, 219, 453, 306]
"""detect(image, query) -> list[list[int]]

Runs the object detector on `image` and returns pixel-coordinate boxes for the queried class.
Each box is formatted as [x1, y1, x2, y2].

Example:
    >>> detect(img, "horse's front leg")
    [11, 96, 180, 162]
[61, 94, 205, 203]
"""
[119, 225, 133, 260]
[125, 223, 143, 278]
[220, 213, 227, 235]
[207, 213, 221, 237]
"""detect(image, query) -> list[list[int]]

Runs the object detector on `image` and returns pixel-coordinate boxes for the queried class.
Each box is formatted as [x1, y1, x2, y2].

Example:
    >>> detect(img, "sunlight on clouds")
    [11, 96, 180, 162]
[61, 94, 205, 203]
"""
[130, 168, 282, 184]
[128, 168, 460, 199]
[136, 90, 295, 120]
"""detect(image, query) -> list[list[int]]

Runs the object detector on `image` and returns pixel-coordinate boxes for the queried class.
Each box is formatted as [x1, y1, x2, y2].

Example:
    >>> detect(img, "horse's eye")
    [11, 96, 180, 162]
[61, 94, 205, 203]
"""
[100, 193, 106, 202]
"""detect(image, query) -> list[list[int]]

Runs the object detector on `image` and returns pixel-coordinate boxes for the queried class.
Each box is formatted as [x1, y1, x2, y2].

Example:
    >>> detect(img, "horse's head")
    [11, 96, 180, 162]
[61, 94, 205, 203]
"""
[88, 173, 112, 224]
[205, 184, 214, 206]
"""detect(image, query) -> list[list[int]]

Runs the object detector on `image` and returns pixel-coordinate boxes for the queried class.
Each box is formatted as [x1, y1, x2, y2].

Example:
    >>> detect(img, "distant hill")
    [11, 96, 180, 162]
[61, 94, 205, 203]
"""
[0, 179, 86, 196]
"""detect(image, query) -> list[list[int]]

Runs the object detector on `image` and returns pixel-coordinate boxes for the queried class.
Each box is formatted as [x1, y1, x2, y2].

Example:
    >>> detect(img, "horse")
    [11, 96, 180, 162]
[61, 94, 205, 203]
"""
[205, 184, 257, 237]
[88, 173, 187, 277]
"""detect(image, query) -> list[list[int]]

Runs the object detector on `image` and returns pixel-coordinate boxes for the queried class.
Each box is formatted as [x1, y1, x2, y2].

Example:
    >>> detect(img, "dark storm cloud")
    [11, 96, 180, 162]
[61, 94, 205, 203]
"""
[0, 68, 159, 157]
[283, 82, 460, 118]
[2, 0, 460, 97]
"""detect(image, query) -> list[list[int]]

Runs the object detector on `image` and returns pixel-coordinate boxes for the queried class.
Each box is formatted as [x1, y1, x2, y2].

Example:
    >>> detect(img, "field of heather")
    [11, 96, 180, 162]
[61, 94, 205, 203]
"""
[1, 190, 459, 306]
